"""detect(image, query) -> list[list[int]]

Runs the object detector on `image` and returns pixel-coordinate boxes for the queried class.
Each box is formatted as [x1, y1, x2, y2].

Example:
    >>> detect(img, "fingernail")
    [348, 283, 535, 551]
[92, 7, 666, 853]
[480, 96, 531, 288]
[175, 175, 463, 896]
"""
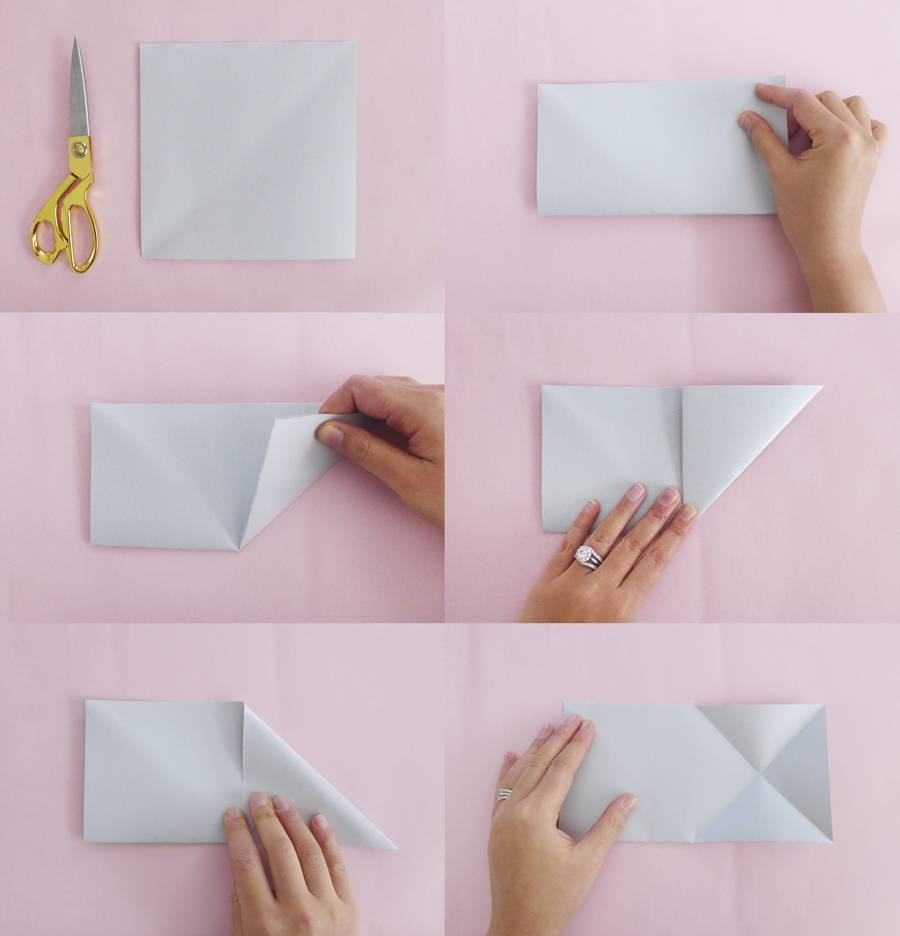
[317, 423, 344, 449]
[535, 722, 553, 741]
[224, 807, 242, 822]
[564, 713, 580, 728]
[582, 499, 599, 514]
[739, 112, 752, 131]
[619, 794, 639, 815]
[250, 791, 269, 809]
[678, 504, 698, 523]
[576, 718, 593, 735]
[658, 487, 680, 507]
[312, 814, 329, 831]
[625, 483, 645, 503]
[272, 795, 291, 813]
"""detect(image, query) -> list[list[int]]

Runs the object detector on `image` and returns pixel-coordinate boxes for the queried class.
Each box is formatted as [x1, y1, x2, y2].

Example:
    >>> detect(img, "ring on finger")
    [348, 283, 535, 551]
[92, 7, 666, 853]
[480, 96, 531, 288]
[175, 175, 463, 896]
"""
[496, 788, 513, 802]
[574, 544, 603, 571]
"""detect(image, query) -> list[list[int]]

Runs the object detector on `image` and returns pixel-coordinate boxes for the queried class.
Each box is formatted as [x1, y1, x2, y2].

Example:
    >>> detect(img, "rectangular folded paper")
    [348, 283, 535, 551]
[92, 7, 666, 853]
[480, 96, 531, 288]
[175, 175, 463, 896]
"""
[560, 703, 832, 843]
[83, 700, 395, 848]
[541, 384, 822, 531]
[90, 403, 364, 551]
[140, 41, 356, 260]
[537, 77, 787, 215]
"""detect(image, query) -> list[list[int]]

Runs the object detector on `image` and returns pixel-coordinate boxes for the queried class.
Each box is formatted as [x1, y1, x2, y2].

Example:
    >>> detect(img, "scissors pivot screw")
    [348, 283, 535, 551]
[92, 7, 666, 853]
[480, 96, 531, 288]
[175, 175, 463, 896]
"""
[71, 141, 88, 158]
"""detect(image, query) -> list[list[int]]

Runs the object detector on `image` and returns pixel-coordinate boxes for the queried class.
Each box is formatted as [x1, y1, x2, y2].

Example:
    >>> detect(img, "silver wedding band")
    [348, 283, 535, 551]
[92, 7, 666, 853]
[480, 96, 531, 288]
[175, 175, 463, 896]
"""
[575, 544, 603, 571]
[496, 788, 513, 802]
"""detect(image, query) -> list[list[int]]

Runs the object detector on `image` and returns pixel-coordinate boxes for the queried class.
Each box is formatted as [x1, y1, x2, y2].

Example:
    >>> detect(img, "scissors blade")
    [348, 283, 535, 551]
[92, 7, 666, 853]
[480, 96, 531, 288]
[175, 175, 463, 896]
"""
[69, 36, 90, 137]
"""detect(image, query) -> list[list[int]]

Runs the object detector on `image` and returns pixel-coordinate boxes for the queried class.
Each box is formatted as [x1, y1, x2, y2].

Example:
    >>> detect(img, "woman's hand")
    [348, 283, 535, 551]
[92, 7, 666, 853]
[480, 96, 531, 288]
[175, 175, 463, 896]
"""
[488, 715, 637, 936]
[740, 82, 888, 312]
[316, 375, 444, 528]
[224, 793, 359, 936]
[521, 484, 697, 623]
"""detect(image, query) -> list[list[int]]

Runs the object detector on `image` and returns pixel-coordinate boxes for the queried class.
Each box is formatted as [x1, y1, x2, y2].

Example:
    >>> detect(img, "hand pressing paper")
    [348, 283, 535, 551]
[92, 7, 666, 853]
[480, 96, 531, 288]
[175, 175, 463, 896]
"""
[140, 41, 356, 260]
[541, 384, 822, 532]
[90, 403, 365, 550]
[537, 77, 788, 215]
[83, 700, 395, 848]
[560, 703, 832, 843]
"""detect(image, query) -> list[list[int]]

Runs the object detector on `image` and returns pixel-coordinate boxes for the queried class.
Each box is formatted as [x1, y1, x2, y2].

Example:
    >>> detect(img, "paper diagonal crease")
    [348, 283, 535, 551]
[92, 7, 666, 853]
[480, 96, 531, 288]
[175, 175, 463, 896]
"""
[541, 384, 822, 532]
[558, 703, 832, 843]
[83, 700, 396, 849]
[90, 403, 365, 551]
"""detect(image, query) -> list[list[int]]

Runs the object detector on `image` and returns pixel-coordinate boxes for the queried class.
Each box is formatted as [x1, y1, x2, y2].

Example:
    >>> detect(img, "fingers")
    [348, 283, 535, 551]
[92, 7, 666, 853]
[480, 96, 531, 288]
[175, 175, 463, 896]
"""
[248, 792, 306, 903]
[755, 83, 840, 136]
[316, 420, 424, 497]
[544, 499, 601, 578]
[871, 119, 888, 148]
[223, 807, 273, 913]
[231, 889, 242, 936]
[319, 374, 427, 440]
[816, 89, 857, 125]
[496, 723, 553, 806]
[530, 718, 595, 816]
[574, 484, 646, 568]
[622, 504, 698, 596]
[577, 793, 639, 868]
[508, 713, 582, 801]
[843, 94, 870, 130]
[271, 795, 334, 898]
[738, 111, 792, 174]
[599, 487, 681, 585]
[310, 814, 355, 902]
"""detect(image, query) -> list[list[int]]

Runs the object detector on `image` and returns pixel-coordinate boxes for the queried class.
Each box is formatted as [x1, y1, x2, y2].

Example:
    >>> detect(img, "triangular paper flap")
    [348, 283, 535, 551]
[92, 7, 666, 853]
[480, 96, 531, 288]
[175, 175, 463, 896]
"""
[763, 708, 833, 841]
[541, 386, 682, 532]
[682, 385, 822, 514]
[241, 706, 395, 850]
[91, 404, 237, 550]
[696, 704, 824, 772]
[241, 412, 366, 548]
[694, 774, 831, 843]
[84, 700, 244, 843]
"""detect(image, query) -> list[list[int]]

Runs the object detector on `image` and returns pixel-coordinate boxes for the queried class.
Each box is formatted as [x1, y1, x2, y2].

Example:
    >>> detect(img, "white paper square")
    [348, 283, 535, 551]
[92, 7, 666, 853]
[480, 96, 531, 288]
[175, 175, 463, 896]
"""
[140, 42, 356, 260]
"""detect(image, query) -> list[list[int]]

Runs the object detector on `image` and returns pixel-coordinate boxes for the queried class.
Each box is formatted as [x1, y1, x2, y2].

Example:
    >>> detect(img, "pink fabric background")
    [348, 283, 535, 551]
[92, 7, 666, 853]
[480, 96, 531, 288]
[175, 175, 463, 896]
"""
[445, 312, 900, 623]
[0, 313, 444, 623]
[3, 1, 443, 315]
[0, 620, 444, 936]
[446, 622, 900, 936]
[446, 0, 900, 315]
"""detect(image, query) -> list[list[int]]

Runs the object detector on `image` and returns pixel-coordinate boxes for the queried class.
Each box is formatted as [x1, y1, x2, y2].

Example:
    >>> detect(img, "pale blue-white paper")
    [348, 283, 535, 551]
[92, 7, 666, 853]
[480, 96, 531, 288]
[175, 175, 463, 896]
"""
[83, 700, 396, 848]
[559, 703, 832, 843]
[140, 42, 356, 259]
[91, 403, 364, 551]
[537, 77, 788, 215]
[541, 384, 822, 532]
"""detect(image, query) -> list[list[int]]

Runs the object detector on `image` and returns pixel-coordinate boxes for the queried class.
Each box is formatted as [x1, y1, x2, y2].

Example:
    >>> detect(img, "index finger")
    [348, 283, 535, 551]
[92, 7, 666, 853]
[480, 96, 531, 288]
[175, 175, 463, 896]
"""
[755, 83, 839, 137]
[319, 375, 425, 438]
[224, 807, 274, 912]
[529, 718, 595, 816]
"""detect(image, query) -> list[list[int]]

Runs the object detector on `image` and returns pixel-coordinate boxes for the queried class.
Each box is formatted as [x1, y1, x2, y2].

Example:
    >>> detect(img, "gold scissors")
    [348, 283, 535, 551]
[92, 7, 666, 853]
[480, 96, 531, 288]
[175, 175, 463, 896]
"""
[30, 37, 98, 274]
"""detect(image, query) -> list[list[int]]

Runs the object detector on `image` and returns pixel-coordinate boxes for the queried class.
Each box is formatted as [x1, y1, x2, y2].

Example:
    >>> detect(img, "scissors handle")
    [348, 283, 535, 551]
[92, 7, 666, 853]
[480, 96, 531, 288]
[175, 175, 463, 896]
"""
[29, 135, 99, 274]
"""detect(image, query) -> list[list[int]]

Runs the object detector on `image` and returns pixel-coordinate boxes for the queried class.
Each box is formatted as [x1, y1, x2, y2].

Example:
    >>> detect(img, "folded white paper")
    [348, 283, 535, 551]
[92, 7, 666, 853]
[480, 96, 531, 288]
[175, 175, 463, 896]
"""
[83, 700, 395, 848]
[140, 41, 356, 260]
[541, 384, 821, 531]
[91, 403, 364, 550]
[559, 703, 832, 843]
[537, 77, 787, 215]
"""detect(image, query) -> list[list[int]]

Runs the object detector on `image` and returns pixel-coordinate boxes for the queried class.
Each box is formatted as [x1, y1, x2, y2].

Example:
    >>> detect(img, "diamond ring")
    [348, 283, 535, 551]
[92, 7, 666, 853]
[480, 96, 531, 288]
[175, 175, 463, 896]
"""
[575, 544, 603, 571]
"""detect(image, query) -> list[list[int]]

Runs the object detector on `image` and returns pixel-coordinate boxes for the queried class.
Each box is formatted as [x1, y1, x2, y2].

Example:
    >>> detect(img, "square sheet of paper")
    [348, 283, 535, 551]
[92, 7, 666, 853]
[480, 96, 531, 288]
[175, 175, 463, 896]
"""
[559, 703, 832, 843]
[537, 77, 787, 215]
[140, 42, 356, 260]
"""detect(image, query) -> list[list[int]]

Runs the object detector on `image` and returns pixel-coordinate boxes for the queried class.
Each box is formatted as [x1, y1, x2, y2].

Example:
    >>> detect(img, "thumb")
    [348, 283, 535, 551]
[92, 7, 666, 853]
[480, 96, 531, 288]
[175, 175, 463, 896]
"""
[739, 111, 791, 175]
[316, 419, 420, 497]
[577, 793, 639, 869]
